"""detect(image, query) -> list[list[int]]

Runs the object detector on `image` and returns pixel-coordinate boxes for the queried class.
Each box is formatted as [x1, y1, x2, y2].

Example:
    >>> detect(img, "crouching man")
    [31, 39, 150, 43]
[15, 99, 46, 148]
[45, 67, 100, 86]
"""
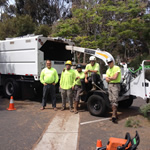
[73, 64, 85, 114]
[80, 56, 101, 95]
[105, 57, 121, 123]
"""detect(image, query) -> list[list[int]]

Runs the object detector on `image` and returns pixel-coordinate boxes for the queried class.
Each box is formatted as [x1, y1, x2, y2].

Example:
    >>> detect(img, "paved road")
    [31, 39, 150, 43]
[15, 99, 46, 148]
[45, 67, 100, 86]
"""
[0, 96, 56, 150]
[79, 99, 150, 150]
[0, 95, 150, 150]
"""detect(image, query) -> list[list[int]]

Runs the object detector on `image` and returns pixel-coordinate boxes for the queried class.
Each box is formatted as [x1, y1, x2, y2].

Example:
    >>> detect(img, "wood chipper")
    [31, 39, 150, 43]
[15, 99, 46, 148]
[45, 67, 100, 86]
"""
[66, 45, 150, 116]
[96, 131, 140, 150]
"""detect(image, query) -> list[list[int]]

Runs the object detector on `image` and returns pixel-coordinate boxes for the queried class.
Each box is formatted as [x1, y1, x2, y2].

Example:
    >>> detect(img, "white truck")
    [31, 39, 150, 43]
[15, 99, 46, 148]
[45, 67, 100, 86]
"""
[0, 35, 74, 98]
[66, 45, 150, 116]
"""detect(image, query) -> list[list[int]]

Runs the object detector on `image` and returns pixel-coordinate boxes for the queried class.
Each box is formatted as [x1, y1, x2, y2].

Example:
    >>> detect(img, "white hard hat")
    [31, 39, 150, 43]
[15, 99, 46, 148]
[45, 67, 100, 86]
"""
[106, 57, 113, 63]
[89, 56, 96, 61]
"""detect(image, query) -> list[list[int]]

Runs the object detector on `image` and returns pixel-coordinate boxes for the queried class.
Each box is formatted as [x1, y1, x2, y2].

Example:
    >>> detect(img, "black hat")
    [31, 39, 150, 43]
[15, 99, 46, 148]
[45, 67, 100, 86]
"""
[76, 64, 82, 69]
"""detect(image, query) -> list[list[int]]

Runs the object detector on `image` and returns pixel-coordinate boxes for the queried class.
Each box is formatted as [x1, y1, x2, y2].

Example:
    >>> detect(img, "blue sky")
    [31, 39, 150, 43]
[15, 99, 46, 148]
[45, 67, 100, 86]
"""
[9, 0, 15, 5]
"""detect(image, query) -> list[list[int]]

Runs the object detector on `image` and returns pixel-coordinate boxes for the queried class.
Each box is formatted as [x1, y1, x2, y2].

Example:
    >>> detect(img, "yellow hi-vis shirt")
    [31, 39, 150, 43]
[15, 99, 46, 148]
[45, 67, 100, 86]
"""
[40, 67, 59, 84]
[73, 70, 85, 86]
[85, 63, 100, 76]
[60, 69, 75, 90]
[106, 65, 121, 83]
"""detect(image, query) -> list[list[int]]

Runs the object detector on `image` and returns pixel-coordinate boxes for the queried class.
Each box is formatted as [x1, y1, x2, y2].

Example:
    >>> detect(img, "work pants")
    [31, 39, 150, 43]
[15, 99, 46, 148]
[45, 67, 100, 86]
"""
[108, 83, 120, 107]
[61, 88, 73, 108]
[42, 84, 56, 108]
[74, 85, 82, 101]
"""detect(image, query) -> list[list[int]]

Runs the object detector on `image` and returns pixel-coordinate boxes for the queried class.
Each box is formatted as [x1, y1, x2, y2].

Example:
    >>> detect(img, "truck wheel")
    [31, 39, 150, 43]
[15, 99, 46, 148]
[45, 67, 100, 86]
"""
[4, 78, 20, 98]
[87, 95, 106, 116]
[119, 97, 133, 108]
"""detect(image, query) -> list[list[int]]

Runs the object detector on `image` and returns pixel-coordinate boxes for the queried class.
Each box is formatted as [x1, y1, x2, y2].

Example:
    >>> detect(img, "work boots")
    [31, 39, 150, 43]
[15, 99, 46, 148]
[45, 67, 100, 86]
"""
[70, 107, 74, 112]
[112, 105, 118, 123]
[79, 91, 87, 96]
[91, 85, 97, 91]
[74, 101, 79, 114]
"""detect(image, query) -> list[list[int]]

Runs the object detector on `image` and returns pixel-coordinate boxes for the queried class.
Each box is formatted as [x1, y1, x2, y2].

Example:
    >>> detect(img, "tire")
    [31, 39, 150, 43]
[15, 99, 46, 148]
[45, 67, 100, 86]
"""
[87, 95, 106, 116]
[119, 97, 133, 108]
[4, 78, 20, 98]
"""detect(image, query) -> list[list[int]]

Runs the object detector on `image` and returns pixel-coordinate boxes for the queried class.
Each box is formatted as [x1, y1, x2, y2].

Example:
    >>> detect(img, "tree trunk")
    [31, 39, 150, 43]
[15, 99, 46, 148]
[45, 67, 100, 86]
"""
[76, 52, 81, 64]
[147, 42, 150, 55]
[83, 53, 86, 64]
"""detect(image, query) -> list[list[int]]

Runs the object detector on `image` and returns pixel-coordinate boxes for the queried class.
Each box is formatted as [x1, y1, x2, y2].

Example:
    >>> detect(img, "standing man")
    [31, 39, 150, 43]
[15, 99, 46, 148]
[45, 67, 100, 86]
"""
[105, 57, 121, 123]
[60, 60, 75, 112]
[80, 56, 100, 94]
[73, 64, 85, 114]
[40, 60, 59, 111]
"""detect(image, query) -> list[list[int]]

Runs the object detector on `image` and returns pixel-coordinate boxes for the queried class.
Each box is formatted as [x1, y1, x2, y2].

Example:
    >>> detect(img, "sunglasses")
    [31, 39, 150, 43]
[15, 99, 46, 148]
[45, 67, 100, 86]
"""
[108, 61, 112, 64]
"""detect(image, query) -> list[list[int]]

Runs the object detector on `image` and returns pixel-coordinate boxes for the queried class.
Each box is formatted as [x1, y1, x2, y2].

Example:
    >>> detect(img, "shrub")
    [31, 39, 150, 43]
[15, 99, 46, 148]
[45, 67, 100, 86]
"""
[125, 117, 140, 128]
[140, 103, 150, 120]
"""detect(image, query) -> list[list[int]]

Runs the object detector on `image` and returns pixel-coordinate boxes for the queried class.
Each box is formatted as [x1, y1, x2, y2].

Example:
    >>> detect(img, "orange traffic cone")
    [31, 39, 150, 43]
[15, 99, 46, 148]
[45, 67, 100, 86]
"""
[96, 139, 102, 149]
[7, 96, 16, 111]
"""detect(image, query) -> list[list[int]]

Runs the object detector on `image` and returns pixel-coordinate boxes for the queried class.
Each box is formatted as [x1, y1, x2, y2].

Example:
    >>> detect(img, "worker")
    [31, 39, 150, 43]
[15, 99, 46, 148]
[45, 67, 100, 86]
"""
[80, 56, 101, 95]
[73, 64, 85, 114]
[40, 60, 59, 111]
[60, 60, 75, 112]
[105, 57, 121, 123]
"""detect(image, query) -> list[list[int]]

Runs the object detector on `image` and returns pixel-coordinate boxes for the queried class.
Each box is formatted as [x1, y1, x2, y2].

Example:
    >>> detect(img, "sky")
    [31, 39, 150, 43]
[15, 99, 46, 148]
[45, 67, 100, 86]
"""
[8, 0, 15, 5]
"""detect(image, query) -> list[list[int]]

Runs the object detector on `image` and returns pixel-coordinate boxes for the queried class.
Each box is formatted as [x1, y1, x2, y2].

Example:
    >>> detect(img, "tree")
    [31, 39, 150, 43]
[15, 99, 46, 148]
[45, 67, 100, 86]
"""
[0, 0, 8, 20]
[14, 0, 73, 25]
[52, 0, 150, 64]
[0, 0, 8, 9]
[34, 24, 51, 37]
[0, 15, 36, 40]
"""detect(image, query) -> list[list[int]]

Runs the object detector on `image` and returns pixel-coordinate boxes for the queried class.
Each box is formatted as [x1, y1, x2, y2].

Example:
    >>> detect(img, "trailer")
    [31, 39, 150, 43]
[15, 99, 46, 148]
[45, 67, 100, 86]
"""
[0, 35, 74, 98]
[66, 45, 150, 116]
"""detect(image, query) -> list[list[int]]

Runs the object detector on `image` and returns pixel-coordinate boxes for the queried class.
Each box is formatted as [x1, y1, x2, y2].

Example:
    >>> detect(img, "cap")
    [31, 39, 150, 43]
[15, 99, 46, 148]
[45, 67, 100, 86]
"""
[76, 64, 82, 69]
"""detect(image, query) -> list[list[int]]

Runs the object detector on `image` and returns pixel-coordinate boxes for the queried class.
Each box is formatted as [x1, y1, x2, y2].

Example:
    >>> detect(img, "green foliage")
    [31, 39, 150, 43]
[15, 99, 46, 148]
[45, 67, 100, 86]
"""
[125, 117, 141, 128]
[52, 18, 81, 38]
[129, 54, 150, 69]
[34, 25, 51, 37]
[14, 0, 60, 25]
[0, 0, 150, 64]
[52, 0, 150, 62]
[14, 15, 36, 36]
[140, 103, 150, 120]
[0, 15, 36, 40]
